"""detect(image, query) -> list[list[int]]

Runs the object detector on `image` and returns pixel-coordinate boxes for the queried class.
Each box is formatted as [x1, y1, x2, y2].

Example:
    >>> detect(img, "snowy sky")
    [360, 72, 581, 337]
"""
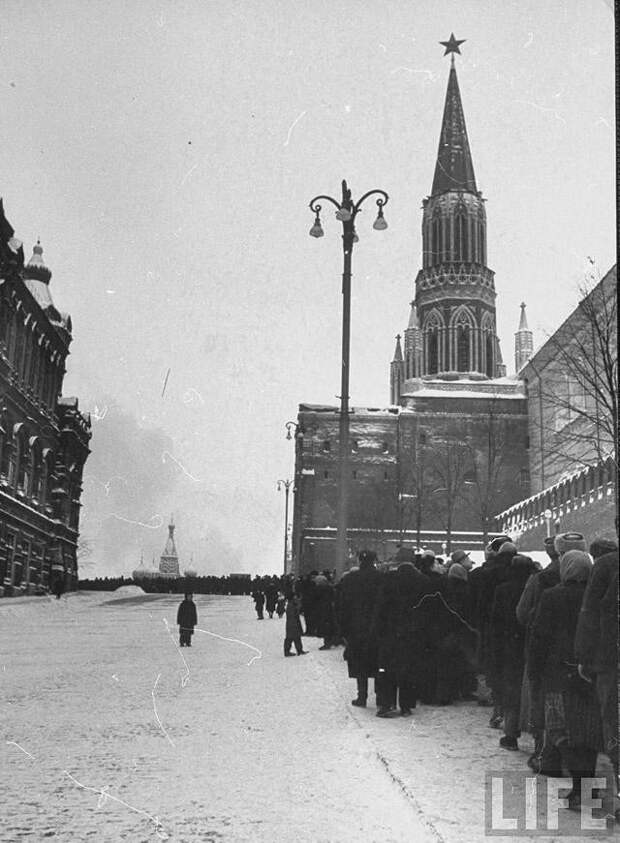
[0, 0, 614, 577]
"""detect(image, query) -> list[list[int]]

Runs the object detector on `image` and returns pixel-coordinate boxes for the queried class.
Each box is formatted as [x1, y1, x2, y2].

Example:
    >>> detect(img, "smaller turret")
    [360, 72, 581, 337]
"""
[514, 302, 533, 373]
[390, 335, 404, 404]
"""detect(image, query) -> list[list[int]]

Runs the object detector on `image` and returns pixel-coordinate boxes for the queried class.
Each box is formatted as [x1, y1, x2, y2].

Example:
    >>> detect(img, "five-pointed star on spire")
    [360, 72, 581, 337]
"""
[440, 33, 466, 56]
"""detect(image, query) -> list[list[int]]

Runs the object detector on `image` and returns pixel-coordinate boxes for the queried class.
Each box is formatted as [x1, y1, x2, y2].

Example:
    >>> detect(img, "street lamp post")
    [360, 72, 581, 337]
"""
[277, 479, 294, 575]
[308, 180, 388, 575]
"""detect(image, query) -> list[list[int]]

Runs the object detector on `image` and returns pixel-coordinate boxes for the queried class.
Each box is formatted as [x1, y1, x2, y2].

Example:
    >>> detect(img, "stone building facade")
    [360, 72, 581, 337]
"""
[0, 202, 91, 595]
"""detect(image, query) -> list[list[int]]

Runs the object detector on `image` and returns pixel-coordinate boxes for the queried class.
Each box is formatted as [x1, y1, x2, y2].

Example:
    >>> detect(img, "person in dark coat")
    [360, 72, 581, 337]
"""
[414, 551, 445, 703]
[517, 532, 586, 775]
[177, 593, 198, 647]
[298, 574, 318, 636]
[340, 550, 382, 707]
[490, 555, 537, 750]
[252, 588, 265, 620]
[284, 588, 307, 656]
[528, 550, 601, 811]
[264, 581, 278, 618]
[476, 540, 517, 726]
[575, 542, 619, 788]
[373, 562, 431, 717]
[434, 563, 478, 704]
[315, 574, 337, 649]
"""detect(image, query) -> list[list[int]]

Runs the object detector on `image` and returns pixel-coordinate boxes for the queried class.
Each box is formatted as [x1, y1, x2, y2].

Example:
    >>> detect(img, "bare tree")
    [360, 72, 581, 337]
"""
[427, 438, 473, 552]
[462, 395, 509, 545]
[398, 441, 435, 548]
[528, 267, 617, 510]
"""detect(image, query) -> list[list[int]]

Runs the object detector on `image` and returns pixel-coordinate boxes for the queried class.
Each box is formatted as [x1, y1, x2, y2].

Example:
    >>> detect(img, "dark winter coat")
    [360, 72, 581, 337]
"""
[285, 597, 303, 639]
[340, 566, 382, 678]
[476, 552, 513, 677]
[314, 580, 337, 639]
[528, 581, 588, 692]
[372, 566, 432, 683]
[264, 584, 278, 613]
[252, 591, 265, 608]
[490, 564, 534, 705]
[177, 598, 197, 629]
[575, 551, 619, 673]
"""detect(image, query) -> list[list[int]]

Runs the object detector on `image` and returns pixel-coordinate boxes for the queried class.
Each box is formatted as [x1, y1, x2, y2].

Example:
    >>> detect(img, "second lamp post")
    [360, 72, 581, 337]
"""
[308, 180, 389, 575]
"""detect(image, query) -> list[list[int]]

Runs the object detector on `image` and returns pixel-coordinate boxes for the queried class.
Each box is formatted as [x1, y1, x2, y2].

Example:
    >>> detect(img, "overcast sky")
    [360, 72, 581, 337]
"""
[1, 0, 614, 577]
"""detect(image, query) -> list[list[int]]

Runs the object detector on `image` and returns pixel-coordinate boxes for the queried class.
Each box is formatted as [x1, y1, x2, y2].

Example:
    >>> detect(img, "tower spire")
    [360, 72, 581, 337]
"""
[514, 303, 533, 373]
[432, 37, 477, 196]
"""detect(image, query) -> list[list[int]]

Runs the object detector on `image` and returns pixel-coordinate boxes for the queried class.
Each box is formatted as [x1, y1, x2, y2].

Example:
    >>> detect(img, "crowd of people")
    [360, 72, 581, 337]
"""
[251, 533, 618, 814]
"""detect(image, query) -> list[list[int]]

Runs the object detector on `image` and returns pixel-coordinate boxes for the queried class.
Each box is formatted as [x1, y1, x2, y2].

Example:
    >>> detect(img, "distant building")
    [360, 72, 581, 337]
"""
[0, 203, 91, 595]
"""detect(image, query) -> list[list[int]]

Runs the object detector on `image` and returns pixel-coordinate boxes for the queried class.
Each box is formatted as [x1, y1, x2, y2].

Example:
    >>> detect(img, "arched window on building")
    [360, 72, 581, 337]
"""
[14, 425, 28, 493]
[0, 411, 11, 481]
[478, 219, 486, 264]
[41, 449, 55, 507]
[30, 438, 42, 501]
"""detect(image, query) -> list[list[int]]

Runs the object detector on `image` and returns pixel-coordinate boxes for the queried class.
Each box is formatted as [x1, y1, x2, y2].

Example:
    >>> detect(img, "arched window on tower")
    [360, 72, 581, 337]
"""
[424, 310, 443, 375]
[457, 324, 470, 372]
[428, 331, 438, 374]
[451, 307, 474, 373]
[486, 333, 494, 378]
[478, 220, 486, 264]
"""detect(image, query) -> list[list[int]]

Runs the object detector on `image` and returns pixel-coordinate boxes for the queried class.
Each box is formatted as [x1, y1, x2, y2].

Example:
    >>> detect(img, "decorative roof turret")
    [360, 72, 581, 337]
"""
[24, 240, 52, 284]
[515, 302, 534, 373]
[159, 515, 180, 576]
[391, 334, 403, 363]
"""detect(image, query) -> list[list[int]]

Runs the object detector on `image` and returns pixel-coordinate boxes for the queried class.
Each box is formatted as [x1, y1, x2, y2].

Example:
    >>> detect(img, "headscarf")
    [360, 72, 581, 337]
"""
[448, 562, 467, 581]
[559, 550, 592, 584]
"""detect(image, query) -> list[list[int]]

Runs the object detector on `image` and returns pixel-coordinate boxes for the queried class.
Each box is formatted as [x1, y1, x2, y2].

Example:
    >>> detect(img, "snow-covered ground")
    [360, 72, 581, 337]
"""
[0, 593, 615, 842]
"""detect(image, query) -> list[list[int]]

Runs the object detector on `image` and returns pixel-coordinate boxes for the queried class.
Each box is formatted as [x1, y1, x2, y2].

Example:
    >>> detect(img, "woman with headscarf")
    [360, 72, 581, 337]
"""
[528, 550, 602, 810]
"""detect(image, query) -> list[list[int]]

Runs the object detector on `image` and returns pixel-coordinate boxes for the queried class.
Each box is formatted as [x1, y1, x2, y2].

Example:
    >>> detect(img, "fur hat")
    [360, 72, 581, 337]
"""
[554, 532, 586, 556]
[497, 541, 517, 558]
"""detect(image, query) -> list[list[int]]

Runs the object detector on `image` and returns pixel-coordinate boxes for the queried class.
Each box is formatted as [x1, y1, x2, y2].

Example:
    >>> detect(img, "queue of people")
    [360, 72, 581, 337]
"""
[272, 533, 618, 815]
